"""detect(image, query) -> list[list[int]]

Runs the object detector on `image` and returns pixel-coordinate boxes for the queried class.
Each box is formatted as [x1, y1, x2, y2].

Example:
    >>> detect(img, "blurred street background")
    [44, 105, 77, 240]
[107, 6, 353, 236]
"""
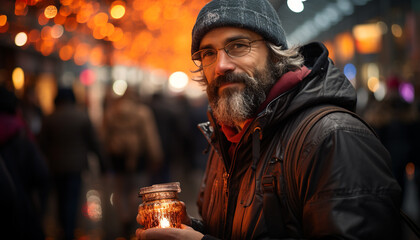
[0, 0, 420, 239]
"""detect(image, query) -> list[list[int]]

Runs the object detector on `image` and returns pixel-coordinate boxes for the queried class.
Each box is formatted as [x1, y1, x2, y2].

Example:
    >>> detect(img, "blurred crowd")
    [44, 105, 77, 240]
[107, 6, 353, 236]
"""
[0, 82, 208, 240]
[1, 73, 420, 240]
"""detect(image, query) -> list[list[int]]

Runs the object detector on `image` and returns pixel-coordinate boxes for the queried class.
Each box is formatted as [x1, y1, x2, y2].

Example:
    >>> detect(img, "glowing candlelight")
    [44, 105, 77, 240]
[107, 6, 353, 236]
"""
[160, 217, 170, 228]
[138, 182, 183, 229]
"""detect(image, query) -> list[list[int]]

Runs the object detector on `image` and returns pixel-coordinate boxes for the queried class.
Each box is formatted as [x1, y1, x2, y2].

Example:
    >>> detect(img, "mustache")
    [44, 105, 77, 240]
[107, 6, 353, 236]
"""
[212, 72, 251, 88]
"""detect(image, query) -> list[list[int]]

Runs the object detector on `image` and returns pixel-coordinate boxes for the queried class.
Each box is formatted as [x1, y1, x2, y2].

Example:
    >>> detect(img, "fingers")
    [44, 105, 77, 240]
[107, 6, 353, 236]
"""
[179, 201, 192, 226]
[135, 227, 177, 240]
[136, 228, 144, 239]
[181, 224, 193, 230]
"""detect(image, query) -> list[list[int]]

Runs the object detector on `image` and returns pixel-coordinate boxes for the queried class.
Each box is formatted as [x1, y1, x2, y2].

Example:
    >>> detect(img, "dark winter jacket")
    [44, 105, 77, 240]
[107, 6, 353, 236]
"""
[195, 42, 402, 239]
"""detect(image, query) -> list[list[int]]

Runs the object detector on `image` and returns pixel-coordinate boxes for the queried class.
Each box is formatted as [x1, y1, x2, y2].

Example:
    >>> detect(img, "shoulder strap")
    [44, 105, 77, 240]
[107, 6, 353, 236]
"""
[261, 106, 354, 237]
[284, 106, 358, 219]
[401, 210, 420, 238]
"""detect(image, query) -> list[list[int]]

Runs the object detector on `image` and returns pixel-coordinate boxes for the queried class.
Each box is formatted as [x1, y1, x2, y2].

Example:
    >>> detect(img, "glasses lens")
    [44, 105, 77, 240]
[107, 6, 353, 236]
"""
[200, 49, 217, 67]
[225, 40, 251, 57]
[192, 51, 203, 67]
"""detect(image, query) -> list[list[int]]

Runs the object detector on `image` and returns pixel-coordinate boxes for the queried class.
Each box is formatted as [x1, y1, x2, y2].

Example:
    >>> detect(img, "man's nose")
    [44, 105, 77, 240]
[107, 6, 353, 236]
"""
[214, 50, 235, 77]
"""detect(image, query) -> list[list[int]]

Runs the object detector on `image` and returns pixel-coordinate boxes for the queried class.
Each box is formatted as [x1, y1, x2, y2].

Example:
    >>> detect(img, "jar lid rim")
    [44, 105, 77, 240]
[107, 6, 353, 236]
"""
[138, 182, 181, 196]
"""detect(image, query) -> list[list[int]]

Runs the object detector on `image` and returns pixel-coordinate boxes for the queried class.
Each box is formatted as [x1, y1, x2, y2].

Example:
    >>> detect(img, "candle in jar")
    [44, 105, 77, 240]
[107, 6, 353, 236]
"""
[138, 182, 183, 229]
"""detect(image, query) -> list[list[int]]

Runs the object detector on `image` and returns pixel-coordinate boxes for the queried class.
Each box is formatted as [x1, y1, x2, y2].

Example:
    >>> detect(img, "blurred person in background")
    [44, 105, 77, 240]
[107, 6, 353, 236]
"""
[40, 87, 107, 240]
[103, 86, 163, 239]
[136, 0, 402, 239]
[0, 85, 49, 240]
[364, 75, 420, 205]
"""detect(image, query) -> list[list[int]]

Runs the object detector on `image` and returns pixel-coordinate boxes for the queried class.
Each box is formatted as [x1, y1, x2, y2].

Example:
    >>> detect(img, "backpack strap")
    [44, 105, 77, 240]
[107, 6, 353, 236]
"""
[262, 105, 363, 237]
[400, 210, 420, 238]
[283, 106, 360, 219]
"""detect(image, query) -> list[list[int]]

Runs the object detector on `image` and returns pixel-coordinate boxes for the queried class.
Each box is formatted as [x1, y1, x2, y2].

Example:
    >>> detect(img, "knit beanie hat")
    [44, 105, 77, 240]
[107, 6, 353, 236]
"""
[191, 0, 288, 55]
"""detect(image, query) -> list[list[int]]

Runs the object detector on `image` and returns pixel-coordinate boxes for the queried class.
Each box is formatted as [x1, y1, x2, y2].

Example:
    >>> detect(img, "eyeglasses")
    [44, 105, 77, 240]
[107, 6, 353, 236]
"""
[191, 39, 265, 68]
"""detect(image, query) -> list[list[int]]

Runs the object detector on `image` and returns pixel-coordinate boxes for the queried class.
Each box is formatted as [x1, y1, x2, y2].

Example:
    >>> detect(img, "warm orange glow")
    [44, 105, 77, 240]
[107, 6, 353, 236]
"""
[59, 6, 73, 17]
[51, 24, 64, 38]
[28, 29, 40, 42]
[90, 46, 104, 66]
[108, 27, 123, 42]
[27, 0, 41, 6]
[406, 162, 415, 180]
[59, 45, 74, 61]
[143, 4, 163, 30]
[0, 22, 9, 33]
[15, 1, 28, 16]
[132, 0, 143, 11]
[54, 12, 67, 25]
[391, 24, 403, 38]
[12, 67, 25, 90]
[76, 3, 95, 23]
[40, 26, 52, 40]
[130, 30, 153, 58]
[93, 12, 109, 27]
[335, 32, 354, 62]
[40, 40, 55, 56]
[353, 23, 382, 54]
[64, 17, 78, 32]
[101, 23, 115, 38]
[110, 1, 126, 19]
[38, 13, 50, 25]
[4, 0, 209, 77]
[60, 0, 74, 6]
[367, 77, 380, 92]
[323, 41, 335, 62]
[93, 26, 105, 40]
[35, 74, 57, 115]
[74, 43, 90, 65]
[44, 5, 58, 19]
[113, 32, 131, 50]
[0, 15, 7, 27]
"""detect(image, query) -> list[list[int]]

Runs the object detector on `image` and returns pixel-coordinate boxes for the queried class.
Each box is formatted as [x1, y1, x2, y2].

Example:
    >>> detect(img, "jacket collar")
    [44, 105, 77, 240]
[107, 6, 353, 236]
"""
[220, 66, 311, 143]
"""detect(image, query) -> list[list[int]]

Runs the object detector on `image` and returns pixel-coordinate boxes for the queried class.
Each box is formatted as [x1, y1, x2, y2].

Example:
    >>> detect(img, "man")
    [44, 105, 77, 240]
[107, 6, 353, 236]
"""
[136, 0, 402, 239]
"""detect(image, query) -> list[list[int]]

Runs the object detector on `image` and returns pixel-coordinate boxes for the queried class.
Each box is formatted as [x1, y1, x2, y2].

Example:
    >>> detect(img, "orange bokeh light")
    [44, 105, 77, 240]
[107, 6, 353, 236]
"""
[353, 23, 382, 54]
[28, 29, 40, 42]
[93, 12, 108, 27]
[74, 43, 90, 65]
[59, 45, 74, 61]
[44, 5, 58, 19]
[0, 15, 7, 27]
[64, 17, 78, 32]
[110, 1, 126, 19]
[59, 5, 73, 17]
[38, 13, 50, 25]
[90, 46, 104, 66]
[335, 32, 355, 62]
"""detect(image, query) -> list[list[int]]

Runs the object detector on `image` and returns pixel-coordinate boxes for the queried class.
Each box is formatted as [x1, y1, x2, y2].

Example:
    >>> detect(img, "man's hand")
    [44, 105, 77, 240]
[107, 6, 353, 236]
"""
[135, 224, 204, 240]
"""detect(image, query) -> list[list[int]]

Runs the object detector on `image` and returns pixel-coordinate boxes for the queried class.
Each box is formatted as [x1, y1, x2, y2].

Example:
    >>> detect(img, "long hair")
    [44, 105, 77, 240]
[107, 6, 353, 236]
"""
[191, 42, 305, 86]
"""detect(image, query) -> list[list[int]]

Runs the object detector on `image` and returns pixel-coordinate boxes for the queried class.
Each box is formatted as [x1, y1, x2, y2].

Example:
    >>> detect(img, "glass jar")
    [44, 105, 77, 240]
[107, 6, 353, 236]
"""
[138, 182, 183, 229]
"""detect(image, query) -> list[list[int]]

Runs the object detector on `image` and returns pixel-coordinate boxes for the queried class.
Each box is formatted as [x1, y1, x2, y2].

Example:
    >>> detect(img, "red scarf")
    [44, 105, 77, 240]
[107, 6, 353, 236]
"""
[221, 66, 311, 145]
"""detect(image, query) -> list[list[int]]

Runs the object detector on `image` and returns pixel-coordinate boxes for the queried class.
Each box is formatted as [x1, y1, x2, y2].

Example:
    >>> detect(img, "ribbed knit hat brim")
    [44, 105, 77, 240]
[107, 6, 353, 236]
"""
[191, 0, 288, 55]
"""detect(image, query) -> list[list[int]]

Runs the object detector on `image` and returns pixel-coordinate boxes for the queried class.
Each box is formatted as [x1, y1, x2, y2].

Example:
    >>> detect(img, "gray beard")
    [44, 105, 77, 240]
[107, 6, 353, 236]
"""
[207, 64, 277, 127]
[211, 84, 262, 127]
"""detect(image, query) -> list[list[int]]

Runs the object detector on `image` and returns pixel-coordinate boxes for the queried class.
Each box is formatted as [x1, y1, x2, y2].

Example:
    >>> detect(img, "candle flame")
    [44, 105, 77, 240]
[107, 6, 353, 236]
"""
[160, 217, 170, 228]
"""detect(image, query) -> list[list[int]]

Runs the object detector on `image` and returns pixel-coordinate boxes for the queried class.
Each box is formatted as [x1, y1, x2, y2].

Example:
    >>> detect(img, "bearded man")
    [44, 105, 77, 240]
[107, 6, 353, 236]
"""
[136, 0, 402, 239]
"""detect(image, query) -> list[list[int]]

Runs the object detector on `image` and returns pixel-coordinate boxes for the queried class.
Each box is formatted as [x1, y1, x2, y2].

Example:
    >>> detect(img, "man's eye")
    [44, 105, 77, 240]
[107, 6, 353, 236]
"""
[230, 42, 248, 50]
[202, 50, 216, 58]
